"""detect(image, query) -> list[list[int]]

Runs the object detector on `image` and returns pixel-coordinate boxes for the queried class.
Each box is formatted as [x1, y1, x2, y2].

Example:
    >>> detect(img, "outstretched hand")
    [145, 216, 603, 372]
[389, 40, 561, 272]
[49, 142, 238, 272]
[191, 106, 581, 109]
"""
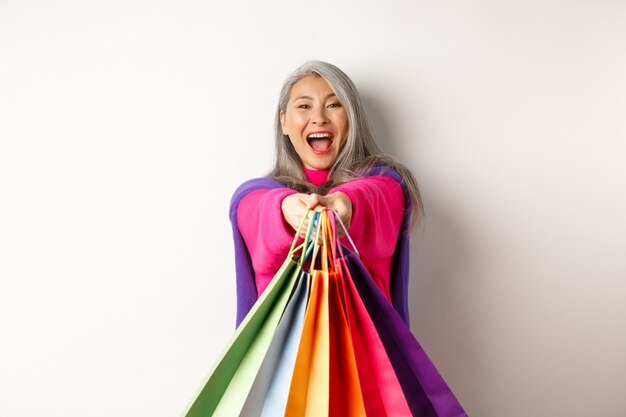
[281, 192, 352, 241]
[280, 193, 317, 242]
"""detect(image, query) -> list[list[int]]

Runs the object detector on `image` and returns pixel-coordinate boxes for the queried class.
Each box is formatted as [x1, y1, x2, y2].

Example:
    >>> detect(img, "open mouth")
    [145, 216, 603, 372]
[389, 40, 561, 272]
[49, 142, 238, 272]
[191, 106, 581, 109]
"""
[306, 132, 334, 153]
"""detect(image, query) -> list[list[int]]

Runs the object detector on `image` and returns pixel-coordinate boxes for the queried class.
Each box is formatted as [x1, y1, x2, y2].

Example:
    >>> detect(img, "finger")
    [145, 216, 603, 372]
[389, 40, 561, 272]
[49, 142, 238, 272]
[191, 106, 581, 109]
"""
[305, 193, 324, 209]
[294, 208, 313, 230]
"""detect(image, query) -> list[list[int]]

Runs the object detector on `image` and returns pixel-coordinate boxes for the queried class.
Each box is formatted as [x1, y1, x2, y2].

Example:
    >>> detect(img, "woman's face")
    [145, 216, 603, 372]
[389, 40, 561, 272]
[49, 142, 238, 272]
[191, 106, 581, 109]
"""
[280, 75, 349, 170]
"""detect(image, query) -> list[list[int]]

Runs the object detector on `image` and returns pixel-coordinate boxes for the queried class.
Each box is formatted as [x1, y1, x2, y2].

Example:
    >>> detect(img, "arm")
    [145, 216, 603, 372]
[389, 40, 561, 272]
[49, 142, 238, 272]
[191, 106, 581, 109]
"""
[236, 188, 300, 274]
[328, 175, 405, 259]
[236, 175, 405, 278]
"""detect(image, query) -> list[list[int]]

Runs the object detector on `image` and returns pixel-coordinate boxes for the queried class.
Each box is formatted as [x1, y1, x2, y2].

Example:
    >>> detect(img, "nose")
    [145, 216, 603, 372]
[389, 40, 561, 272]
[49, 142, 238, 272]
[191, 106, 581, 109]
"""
[311, 107, 329, 125]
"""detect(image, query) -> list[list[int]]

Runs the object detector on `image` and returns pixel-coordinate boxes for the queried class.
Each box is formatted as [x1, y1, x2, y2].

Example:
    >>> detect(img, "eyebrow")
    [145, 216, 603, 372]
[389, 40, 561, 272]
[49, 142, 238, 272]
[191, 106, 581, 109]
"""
[293, 93, 337, 101]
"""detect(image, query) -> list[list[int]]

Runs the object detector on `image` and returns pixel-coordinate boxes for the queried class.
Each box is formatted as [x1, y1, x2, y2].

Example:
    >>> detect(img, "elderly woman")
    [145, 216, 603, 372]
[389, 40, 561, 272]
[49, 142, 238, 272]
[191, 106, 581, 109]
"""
[229, 60, 423, 327]
[219, 60, 469, 417]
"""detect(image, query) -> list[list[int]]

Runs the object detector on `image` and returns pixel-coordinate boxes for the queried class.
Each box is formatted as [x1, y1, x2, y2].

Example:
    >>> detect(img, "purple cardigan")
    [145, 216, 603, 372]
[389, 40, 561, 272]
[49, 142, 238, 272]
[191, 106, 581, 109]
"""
[228, 165, 413, 327]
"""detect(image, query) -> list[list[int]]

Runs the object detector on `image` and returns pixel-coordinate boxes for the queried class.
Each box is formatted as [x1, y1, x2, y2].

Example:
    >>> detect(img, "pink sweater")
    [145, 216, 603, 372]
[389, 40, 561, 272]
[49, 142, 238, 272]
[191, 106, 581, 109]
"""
[236, 168, 405, 301]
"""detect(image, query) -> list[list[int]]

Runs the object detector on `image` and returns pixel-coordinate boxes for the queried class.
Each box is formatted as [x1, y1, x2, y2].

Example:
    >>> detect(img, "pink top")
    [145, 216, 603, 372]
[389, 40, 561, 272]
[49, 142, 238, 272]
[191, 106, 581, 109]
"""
[302, 167, 330, 187]
[236, 167, 405, 301]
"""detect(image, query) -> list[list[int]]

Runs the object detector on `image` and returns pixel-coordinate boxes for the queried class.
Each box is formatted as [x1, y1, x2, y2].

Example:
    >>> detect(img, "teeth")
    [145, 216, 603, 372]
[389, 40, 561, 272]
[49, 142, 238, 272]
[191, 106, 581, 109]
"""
[307, 133, 333, 139]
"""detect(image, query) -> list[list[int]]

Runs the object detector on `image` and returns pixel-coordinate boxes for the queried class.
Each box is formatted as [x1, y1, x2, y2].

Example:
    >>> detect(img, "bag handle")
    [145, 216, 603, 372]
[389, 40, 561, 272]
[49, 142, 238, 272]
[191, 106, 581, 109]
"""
[308, 210, 324, 275]
[300, 211, 321, 266]
[307, 209, 347, 276]
[289, 208, 310, 256]
[288, 208, 321, 265]
[321, 210, 337, 273]
[329, 208, 360, 259]
[298, 207, 360, 275]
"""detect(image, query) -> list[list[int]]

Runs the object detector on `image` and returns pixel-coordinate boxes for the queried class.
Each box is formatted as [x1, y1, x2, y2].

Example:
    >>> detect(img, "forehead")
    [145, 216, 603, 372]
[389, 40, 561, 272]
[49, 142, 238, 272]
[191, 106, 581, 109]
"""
[289, 75, 335, 100]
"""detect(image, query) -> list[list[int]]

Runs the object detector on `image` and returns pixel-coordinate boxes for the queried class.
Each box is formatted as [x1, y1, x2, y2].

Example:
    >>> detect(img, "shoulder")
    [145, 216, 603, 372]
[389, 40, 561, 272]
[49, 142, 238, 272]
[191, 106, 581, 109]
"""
[362, 164, 404, 185]
[229, 177, 288, 217]
[338, 165, 406, 194]
[231, 177, 286, 201]
[357, 164, 411, 211]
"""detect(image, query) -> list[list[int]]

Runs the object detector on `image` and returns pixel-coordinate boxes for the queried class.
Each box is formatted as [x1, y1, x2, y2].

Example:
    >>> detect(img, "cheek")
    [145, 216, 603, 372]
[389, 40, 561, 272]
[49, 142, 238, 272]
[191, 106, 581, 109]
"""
[337, 117, 349, 137]
[338, 136, 348, 152]
[335, 113, 349, 131]
[289, 135, 300, 150]
[338, 123, 349, 149]
[289, 136, 306, 152]
[289, 113, 307, 129]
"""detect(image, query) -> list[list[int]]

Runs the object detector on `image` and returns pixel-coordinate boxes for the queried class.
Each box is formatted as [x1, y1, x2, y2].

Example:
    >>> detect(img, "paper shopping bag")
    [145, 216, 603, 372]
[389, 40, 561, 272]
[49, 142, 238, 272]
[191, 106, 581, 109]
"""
[337, 256, 411, 417]
[239, 270, 311, 417]
[344, 251, 468, 417]
[328, 270, 367, 416]
[181, 255, 301, 417]
[284, 268, 330, 417]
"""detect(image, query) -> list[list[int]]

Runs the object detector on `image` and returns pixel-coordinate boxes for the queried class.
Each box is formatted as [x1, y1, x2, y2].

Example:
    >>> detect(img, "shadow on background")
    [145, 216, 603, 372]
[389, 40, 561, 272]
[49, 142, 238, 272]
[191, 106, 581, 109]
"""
[361, 90, 479, 413]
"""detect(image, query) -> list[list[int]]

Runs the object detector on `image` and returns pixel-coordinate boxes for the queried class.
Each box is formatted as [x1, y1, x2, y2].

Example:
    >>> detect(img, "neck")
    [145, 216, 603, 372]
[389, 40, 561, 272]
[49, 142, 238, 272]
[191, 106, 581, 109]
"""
[303, 166, 330, 187]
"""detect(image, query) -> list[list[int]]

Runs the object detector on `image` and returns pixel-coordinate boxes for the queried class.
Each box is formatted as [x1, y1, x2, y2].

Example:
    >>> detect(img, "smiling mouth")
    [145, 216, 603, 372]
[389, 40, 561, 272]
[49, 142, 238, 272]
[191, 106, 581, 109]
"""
[306, 133, 334, 152]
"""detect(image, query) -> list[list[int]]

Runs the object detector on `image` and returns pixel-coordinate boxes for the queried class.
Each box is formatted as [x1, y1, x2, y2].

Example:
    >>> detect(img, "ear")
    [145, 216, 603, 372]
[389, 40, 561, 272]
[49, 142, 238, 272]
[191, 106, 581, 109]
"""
[279, 110, 289, 136]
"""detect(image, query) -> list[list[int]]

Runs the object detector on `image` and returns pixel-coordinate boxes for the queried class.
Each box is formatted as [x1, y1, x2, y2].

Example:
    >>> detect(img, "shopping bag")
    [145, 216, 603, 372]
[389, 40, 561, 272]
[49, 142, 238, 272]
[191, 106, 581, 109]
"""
[183, 206, 469, 417]
[343, 251, 468, 417]
[327, 272, 366, 416]
[182, 255, 299, 417]
[284, 252, 330, 415]
[285, 267, 330, 416]
[339, 267, 412, 417]
[326, 208, 467, 417]
[239, 270, 311, 417]
[309, 213, 366, 417]
[326, 209, 410, 417]
[181, 211, 315, 417]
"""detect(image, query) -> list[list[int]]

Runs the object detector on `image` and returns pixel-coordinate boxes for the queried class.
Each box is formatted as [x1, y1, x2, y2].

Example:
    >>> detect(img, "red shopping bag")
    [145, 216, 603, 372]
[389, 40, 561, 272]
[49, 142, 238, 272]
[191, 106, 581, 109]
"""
[320, 214, 367, 416]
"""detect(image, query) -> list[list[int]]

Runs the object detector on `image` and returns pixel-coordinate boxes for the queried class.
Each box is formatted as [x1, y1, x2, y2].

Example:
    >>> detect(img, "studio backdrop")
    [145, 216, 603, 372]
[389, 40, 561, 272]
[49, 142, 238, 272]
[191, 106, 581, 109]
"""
[0, 1, 624, 416]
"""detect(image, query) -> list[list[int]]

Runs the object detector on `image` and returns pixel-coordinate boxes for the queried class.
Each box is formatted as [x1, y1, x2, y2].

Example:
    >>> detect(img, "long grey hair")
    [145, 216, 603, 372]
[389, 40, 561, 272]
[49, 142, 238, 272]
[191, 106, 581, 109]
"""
[266, 60, 424, 232]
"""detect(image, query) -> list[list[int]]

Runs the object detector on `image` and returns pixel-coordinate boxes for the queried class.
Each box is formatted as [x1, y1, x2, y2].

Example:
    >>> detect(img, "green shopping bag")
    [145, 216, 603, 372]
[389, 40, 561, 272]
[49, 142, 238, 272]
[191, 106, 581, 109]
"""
[239, 269, 311, 417]
[181, 210, 315, 417]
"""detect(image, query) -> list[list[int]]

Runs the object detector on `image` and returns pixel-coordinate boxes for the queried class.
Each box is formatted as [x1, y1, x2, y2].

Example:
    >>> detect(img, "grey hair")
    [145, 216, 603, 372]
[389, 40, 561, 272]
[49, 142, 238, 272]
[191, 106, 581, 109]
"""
[266, 60, 424, 232]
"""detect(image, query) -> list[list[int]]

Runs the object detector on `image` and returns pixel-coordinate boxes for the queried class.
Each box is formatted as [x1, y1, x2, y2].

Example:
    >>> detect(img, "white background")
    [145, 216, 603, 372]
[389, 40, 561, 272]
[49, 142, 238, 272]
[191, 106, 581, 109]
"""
[1, 1, 625, 416]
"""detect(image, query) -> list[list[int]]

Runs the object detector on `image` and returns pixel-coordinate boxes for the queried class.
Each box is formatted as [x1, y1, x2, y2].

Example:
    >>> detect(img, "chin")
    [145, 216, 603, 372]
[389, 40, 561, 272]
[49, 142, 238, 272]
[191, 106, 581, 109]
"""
[302, 153, 338, 170]
[309, 161, 333, 170]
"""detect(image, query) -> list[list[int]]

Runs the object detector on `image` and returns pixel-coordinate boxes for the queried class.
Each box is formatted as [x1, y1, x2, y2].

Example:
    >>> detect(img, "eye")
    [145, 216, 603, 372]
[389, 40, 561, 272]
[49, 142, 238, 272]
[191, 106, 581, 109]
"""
[297, 104, 310, 109]
[327, 102, 342, 108]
